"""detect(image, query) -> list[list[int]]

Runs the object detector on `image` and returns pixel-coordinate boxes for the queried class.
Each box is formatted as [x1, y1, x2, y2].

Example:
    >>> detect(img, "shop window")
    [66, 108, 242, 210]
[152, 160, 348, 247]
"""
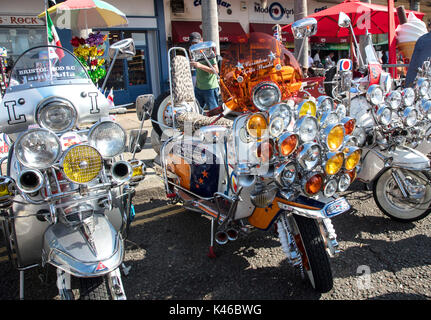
[127, 48, 146, 86]
[101, 30, 125, 90]
[0, 28, 45, 66]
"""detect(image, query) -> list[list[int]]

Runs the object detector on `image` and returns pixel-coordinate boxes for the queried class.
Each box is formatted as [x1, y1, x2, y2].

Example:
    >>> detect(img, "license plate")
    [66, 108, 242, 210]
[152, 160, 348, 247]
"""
[324, 198, 350, 218]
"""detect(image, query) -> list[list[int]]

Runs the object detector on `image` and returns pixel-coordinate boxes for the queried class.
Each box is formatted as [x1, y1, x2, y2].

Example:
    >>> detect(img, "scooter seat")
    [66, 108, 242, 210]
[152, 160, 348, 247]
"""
[176, 112, 233, 133]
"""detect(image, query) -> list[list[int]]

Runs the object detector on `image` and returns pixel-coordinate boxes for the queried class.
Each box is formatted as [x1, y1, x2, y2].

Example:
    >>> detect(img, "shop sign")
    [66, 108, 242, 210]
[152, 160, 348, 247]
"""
[0, 15, 45, 26]
[193, 0, 232, 8]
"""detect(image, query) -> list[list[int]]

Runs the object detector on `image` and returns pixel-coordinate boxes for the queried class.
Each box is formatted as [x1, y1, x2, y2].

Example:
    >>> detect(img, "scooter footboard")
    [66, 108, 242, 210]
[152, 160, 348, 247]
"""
[42, 213, 124, 278]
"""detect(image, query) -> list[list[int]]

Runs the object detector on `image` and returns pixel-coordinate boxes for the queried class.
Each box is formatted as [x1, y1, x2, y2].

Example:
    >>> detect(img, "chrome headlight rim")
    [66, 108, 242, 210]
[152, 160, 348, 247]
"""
[420, 99, 431, 119]
[323, 151, 345, 176]
[385, 90, 402, 110]
[380, 72, 393, 93]
[402, 106, 418, 127]
[375, 105, 393, 126]
[251, 81, 281, 111]
[274, 161, 297, 188]
[88, 121, 127, 158]
[297, 142, 322, 170]
[366, 84, 384, 105]
[402, 87, 416, 107]
[36, 96, 78, 134]
[302, 171, 324, 197]
[277, 132, 299, 157]
[316, 96, 334, 115]
[322, 122, 345, 152]
[338, 173, 351, 192]
[15, 128, 62, 169]
[416, 77, 430, 98]
[343, 146, 362, 171]
[60, 143, 103, 185]
[296, 99, 317, 118]
[294, 115, 319, 143]
[323, 178, 338, 198]
[319, 111, 340, 127]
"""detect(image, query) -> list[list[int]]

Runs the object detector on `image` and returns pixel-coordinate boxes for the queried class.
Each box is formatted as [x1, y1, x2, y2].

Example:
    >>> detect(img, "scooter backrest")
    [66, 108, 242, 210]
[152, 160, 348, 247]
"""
[171, 55, 195, 106]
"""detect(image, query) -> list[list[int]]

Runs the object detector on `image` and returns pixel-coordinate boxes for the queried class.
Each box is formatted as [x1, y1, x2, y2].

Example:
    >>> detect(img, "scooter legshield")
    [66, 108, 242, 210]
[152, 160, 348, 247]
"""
[42, 213, 124, 278]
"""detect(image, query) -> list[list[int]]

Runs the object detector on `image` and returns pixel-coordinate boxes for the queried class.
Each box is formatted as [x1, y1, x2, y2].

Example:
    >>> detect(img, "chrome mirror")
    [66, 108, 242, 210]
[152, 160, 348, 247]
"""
[338, 12, 351, 28]
[136, 94, 154, 121]
[128, 129, 148, 154]
[292, 18, 318, 39]
[108, 38, 136, 59]
[190, 41, 217, 61]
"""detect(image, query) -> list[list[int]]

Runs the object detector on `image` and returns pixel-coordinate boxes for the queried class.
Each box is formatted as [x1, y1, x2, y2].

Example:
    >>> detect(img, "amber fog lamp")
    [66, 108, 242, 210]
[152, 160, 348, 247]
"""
[297, 100, 317, 117]
[344, 148, 362, 171]
[304, 173, 323, 196]
[326, 124, 345, 151]
[246, 113, 268, 139]
[325, 152, 344, 175]
[342, 117, 356, 135]
[278, 133, 298, 157]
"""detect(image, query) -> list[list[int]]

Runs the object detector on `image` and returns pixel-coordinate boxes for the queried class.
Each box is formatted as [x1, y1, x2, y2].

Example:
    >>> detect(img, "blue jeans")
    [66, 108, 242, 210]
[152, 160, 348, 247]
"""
[194, 87, 219, 110]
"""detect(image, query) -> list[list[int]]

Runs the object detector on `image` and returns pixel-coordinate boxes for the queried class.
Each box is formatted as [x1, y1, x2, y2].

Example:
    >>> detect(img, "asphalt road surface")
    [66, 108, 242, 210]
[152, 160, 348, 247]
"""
[1, 112, 430, 300]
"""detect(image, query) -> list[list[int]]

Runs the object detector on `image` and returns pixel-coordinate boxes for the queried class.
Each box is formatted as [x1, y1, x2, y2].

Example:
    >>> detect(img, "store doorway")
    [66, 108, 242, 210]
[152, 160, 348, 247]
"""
[100, 30, 151, 106]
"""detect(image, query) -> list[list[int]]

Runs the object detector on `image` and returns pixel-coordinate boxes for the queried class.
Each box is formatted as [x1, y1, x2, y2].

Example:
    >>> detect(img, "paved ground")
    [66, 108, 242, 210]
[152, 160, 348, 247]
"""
[0, 109, 430, 300]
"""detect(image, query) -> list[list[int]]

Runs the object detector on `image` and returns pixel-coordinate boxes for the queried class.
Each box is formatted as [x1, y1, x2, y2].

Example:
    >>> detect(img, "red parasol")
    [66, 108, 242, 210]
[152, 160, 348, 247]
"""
[282, 0, 424, 37]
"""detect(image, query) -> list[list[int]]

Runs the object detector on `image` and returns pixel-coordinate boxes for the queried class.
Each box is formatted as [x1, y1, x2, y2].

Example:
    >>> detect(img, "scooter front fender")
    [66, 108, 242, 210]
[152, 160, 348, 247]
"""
[358, 146, 430, 183]
[42, 213, 124, 278]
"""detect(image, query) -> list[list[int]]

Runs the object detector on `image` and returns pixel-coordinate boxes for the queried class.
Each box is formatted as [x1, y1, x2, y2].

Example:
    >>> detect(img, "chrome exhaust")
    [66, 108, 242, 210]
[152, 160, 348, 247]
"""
[215, 231, 228, 245]
[226, 228, 238, 241]
[17, 169, 44, 194]
[111, 161, 132, 183]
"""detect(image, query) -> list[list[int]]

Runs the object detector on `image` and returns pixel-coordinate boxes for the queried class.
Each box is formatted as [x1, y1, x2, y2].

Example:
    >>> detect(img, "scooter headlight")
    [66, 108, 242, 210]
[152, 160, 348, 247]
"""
[385, 91, 402, 109]
[62, 145, 103, 184]
[303, 172, 324, 196]
[274, 162, 296, 187]
[341, 117, 356, 135]
[376, 106, 392, 126]
[324, 123, 345, 151]
[295, 116, 318, 142]
[88, 121, 127, 158]
[366, 85, 384, 105]
[403, 107, 418, 127]
[297, 100, 317, 117]
[252, 82, 281, 111]
[268, 103, 292, 137]
[317, 96, 334, 114]
[338, 173, 351, 192]
[325, 152, 344, 175]
[323, 179, 338, 197]
[420, 100, 431, 120]
[36, 98, 77, 133]
[344, 147, 362, 171]
[298, 143, 321, 170]
[15, 128, 61, 169]
[352, 127, 366, 147]
[402, 87, 416, 107]
[278, 133, 299, 157]
[417, 78, 430, 98]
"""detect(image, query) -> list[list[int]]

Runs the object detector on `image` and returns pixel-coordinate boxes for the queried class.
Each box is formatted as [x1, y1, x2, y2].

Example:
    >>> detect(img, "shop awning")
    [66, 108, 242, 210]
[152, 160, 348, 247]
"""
[171, 21, 247, 43]
[249, 23, 349, 44]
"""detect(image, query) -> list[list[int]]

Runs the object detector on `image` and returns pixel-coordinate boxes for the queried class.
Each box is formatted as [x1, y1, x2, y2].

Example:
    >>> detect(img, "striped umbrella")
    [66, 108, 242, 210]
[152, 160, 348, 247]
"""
[38, 0, 128, 29]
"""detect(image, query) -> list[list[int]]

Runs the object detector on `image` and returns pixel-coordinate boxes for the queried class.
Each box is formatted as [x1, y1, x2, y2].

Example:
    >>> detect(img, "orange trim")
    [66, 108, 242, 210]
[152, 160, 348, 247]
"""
[248, 201, 280, 230]
[275, 197, 320, 211]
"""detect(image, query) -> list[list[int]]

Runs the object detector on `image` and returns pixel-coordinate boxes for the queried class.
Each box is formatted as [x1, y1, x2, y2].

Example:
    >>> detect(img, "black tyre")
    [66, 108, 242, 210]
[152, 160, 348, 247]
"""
[373, 168, 431, 222]
[79, 276, 111, 300]
[151, 91, 171, 137]
[293, 214, 333, 293]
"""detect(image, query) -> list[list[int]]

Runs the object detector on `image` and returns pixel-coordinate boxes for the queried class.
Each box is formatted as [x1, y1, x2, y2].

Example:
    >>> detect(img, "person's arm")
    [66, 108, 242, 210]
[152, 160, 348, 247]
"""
[405, 36, 427, 87]
[190, 61, 219, 75]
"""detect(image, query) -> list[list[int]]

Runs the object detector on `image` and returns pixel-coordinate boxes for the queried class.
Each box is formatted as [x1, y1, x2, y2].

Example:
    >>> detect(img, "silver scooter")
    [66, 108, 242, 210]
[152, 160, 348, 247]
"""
[0, 39, 147, 299]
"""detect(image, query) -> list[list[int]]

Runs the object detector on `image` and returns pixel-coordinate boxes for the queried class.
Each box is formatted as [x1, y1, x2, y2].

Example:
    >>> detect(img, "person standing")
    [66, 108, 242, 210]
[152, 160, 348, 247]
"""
[405, 30, 431, 86]
[188, 32, 220, 111]
[324, 52, 335, 68]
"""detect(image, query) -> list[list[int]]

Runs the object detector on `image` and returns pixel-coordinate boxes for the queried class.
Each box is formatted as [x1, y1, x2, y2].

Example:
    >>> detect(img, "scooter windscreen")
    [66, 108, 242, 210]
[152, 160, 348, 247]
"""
[8, 46, 89, 90]
[220, 32, 303, 113]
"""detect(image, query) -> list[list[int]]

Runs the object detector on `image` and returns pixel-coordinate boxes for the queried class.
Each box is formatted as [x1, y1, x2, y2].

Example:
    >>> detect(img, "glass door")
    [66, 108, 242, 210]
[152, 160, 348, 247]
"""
[125, 31, 151, 103]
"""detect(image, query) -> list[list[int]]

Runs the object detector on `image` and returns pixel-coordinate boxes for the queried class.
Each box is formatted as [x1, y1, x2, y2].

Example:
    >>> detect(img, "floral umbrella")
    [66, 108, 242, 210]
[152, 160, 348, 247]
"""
[38, 0, 128, 30]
